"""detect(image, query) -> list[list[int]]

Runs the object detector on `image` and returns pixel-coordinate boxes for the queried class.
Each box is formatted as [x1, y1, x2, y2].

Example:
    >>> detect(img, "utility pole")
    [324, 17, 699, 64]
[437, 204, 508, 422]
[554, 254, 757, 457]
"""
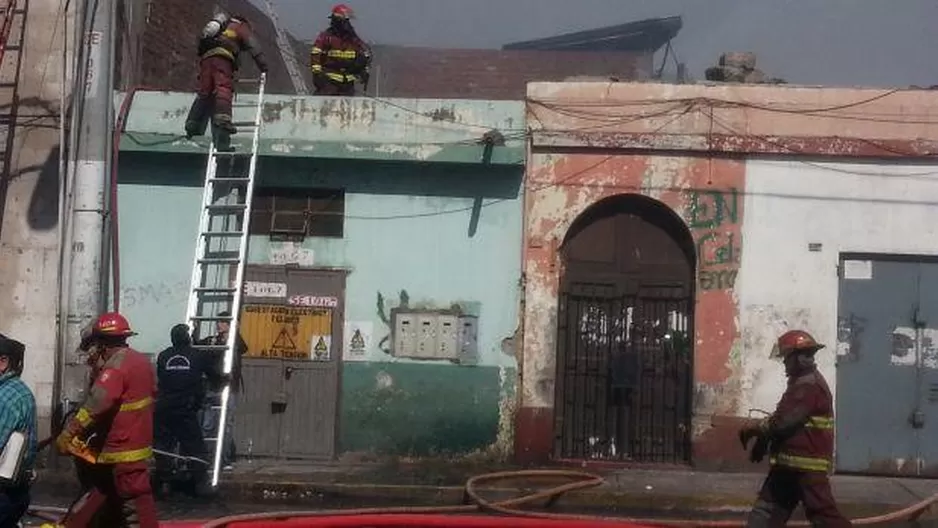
[59, 0, 115, 411]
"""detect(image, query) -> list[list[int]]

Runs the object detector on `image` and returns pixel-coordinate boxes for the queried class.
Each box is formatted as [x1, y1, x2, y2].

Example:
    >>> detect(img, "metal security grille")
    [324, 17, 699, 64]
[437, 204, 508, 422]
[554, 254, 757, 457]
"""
[554, 284, 693, 464]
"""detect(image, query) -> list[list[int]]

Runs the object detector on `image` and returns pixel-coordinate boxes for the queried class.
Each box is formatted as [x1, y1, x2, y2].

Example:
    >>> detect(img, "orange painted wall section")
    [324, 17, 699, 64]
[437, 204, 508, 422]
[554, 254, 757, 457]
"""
[520, 151, 745, 435]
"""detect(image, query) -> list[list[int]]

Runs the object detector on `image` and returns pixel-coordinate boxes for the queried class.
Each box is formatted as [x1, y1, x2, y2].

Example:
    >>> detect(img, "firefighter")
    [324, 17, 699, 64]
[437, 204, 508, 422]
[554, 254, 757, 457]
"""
[153, 324, 224, 496]
[310, 4, 373, 96]
[738, 330, 852, 528]
[184, 13, 270, 148]
[54, 312, 159, 528]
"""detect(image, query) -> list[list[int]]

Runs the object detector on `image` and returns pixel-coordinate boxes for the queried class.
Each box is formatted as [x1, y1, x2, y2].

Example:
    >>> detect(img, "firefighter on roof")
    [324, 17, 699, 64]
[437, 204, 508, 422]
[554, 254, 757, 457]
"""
[738, 330, 852, 528]
[54, 312, 159, 528]
[310, 4, 372, 96]
[184, 13, 270, 148]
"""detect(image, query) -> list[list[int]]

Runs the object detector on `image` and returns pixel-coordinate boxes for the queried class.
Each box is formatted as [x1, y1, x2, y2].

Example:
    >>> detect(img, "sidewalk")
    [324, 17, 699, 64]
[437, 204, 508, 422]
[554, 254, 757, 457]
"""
[35, 458, 938, 520]
[217, 458, 938, 519]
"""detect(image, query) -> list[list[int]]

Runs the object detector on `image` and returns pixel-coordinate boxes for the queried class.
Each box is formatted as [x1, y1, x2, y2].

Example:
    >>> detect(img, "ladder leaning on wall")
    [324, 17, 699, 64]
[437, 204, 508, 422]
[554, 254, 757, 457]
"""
[184, 73, 267, 487]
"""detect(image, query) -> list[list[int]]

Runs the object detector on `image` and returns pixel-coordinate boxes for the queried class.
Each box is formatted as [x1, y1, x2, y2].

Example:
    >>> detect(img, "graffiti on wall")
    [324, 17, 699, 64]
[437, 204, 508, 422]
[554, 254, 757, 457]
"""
[687, 188, 740, 291]
[120, 280, 190, 309]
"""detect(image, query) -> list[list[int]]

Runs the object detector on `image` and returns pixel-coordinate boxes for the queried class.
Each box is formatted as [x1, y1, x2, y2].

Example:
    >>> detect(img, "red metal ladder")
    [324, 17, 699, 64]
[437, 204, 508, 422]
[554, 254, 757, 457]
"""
[0, 0, 25, 233]
[0, 0, 20, 69]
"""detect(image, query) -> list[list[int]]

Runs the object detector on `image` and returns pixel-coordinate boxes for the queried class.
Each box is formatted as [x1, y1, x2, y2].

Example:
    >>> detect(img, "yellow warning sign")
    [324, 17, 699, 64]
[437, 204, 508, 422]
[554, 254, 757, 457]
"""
[240, 304, 332, 360]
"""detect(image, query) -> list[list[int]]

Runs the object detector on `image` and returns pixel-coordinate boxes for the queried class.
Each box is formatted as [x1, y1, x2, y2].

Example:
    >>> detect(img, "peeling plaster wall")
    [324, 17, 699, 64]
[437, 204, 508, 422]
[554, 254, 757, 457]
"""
[737, 160, 938, 416]
[527, 81, 938, 142]
[115, 92, 524, 456]
[0, 0, 72, 433]
[517, 151, 745, 463]
[517, 80, 938, 470]
[116, 92, 524, 156]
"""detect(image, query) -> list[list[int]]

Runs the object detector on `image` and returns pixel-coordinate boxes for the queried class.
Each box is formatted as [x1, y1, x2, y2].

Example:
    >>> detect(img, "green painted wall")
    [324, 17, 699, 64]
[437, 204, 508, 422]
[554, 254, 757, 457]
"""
[116, 152, 521, 455]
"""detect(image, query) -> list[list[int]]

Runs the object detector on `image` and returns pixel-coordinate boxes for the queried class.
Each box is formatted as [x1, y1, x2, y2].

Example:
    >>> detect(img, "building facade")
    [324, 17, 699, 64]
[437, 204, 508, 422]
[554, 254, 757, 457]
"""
[115, 92, 524, 457]
[517, 81, 938, 475]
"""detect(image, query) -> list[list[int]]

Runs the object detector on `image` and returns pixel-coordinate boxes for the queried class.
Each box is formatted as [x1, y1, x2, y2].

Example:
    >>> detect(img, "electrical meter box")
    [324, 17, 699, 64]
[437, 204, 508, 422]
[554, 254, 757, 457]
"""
[456, 315, 479, 365]
[391, 309, 479, 363]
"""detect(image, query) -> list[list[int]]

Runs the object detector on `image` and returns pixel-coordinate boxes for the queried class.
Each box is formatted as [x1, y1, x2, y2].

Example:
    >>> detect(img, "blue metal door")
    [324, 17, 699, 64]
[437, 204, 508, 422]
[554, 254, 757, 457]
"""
[836, 256, 938, 476]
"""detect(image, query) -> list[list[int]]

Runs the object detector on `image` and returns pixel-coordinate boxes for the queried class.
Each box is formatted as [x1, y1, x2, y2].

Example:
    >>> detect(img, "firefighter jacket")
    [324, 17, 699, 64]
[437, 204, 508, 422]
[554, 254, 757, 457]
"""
[764, 368, 835, 473]
[63, 346, 157, 464]
[199, 19, 268, 72]
[310, 27, 371, 85]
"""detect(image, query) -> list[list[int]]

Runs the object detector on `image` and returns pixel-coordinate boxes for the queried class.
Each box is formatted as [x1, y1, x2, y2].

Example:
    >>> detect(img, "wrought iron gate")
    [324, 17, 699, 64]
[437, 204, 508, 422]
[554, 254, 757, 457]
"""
[554, 285, 693, 464]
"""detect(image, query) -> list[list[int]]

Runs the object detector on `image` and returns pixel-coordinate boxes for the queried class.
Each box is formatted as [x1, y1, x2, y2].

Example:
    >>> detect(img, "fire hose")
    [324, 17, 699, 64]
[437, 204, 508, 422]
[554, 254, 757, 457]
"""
[27, 410, 938, 527]
[23, 468, 938, 527]
[189, 469, 938, 528]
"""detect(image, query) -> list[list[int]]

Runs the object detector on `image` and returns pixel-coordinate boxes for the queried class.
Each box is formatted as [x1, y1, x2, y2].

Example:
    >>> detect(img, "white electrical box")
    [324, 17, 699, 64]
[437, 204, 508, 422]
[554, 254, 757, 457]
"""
[438, 315, 458, 358]
[391, 310, 479, 363]
[393, 313, 418, 357]
[457, 316, 479, 365]
[415, 313, 438, 359]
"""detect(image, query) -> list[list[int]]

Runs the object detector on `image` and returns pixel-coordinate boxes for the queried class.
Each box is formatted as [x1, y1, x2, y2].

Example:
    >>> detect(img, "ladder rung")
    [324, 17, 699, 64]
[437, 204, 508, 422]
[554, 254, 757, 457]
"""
[205, 203, 247, 212]
[208, 177, 250, 183]
[198, 257, 241, 265]
[237, 77, 263, 84]
[214, 150, 251, 157]
[201, 231, 244, 237]
[190, 315, 232, 322]
[232, 121, 257, 127]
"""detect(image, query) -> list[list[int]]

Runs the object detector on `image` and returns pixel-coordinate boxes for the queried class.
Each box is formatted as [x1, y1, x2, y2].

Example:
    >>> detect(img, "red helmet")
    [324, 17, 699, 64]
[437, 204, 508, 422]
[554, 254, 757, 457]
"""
[771, 330, 824, 359]
[92, 312, 137, 339]
[330, 4, 355, 19]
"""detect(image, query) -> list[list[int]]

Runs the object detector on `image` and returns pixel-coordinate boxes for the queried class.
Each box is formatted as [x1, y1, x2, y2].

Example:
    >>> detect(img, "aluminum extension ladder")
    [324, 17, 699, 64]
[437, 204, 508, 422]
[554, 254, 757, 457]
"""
[184, 73, 267, 487]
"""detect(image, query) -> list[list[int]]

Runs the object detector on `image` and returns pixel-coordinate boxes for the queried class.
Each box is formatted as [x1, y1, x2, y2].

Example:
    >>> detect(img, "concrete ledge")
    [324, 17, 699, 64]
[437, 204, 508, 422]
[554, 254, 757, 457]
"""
[119, 133, 525, 165]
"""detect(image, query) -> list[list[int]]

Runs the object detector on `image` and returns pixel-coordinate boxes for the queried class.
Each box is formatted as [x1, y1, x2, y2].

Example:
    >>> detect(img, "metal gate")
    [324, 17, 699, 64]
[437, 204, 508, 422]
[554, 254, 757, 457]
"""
[836, 255, 938, 476]
[554, 284, 693, 464]
[237, 266, 344, 460]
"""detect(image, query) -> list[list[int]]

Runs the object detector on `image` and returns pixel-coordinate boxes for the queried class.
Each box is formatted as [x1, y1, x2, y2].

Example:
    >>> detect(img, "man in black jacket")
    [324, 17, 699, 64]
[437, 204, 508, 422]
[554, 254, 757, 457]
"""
[198, 311, 247, 471]
[154, 324, 224, 495]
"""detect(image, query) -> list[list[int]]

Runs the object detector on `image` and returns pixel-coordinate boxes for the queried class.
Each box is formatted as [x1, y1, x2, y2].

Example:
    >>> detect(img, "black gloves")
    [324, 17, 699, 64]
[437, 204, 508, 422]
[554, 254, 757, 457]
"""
[749, 436, 769, 463]
[738, 425, 763, 450]
[739, 421, 771, 464]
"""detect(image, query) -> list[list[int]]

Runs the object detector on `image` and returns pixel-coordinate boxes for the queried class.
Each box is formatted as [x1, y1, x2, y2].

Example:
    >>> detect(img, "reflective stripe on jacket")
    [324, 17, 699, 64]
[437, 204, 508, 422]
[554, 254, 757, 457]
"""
[310, 28, 370, 84]
[769, 370, 836, 473]
[200, 21, 260, 67]
[68, 347, 157, 465]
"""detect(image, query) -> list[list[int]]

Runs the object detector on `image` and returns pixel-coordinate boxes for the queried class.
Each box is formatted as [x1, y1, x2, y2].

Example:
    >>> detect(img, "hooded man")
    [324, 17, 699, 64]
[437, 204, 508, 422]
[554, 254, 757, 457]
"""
[153, 324, 225, 495]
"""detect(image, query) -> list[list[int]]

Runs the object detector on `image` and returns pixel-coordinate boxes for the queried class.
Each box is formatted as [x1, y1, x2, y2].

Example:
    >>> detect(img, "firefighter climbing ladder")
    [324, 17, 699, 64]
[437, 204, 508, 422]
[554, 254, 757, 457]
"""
[184, 72, 267, 487]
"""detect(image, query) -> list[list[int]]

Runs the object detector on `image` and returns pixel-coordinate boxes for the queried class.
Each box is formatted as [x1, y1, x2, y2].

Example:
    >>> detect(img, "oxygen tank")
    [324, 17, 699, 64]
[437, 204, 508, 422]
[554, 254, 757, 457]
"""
[201, 13, 229, 39]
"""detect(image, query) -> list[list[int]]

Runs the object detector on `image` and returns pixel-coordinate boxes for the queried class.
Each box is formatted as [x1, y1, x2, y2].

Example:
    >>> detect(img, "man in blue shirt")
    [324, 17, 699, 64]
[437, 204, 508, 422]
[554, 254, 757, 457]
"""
[0, 333, 37, 527]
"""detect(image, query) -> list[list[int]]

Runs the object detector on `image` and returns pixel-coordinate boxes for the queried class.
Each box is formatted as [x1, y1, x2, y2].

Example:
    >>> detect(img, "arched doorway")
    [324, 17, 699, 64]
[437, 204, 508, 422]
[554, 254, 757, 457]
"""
[553, 194, 695, 464]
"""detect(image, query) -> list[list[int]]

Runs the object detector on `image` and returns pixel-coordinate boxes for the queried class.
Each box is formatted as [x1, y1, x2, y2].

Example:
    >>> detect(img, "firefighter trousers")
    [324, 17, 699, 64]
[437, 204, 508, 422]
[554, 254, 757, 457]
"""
[61, 461, 158, 528]
[185, 56, 236, 138]
[747, 467, 852, 527]
[313, 76, 355, 96]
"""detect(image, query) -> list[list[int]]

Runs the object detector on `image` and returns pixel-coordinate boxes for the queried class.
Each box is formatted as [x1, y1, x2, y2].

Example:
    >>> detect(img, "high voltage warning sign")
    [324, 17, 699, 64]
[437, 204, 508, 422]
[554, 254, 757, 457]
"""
[312, 336, 329, 360]
[241, 304, 332, 360]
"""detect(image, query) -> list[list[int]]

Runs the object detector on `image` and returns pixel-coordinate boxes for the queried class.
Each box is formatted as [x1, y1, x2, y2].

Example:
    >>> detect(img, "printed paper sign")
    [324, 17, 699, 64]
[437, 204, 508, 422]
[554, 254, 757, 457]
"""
[243, 281, 287, 298]
[289, 295, 339, 308]
[311, 335, 332, 361]
[343, 321, 373, 361]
